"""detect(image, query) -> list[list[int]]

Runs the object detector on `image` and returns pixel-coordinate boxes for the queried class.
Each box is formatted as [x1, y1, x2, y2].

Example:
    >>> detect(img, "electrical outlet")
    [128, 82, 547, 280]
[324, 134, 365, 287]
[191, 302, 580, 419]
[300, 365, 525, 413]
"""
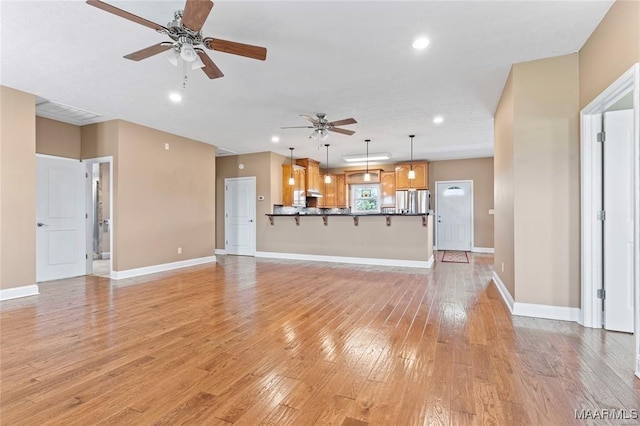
[501, 262, 504, 272]
[177, 247, 182, 254]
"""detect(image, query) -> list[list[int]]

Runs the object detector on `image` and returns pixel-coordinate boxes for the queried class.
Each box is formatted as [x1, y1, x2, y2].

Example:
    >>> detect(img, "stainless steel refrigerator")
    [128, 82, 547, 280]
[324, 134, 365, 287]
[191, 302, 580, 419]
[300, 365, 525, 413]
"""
[395, 190, 430, 214]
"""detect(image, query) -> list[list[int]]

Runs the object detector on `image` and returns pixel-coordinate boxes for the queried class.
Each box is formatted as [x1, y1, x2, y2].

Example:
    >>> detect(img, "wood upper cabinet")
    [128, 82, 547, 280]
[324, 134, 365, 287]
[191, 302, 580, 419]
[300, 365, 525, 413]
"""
[296, 158, 321, 194]
[318, 174, 346, 208]
[282, 164, 306, 206]
[380, 171, 396, 207]
[335, 174, 346, 207]
[395, 161, 428, 190]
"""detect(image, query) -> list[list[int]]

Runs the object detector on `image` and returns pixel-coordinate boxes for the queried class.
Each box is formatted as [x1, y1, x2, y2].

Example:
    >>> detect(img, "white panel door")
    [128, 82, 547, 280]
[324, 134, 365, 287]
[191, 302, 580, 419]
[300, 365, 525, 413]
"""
[436, 181, 472, 251]
[36, 156, 86, 282]
[603, 110, 634, 333]
[225, 177, 256, 256]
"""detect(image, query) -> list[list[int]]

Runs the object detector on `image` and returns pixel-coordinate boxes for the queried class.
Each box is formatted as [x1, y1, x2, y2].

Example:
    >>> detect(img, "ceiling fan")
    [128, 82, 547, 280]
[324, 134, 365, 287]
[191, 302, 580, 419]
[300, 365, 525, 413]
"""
[86, 0, 267, 80]
[282, 113, 357, 148]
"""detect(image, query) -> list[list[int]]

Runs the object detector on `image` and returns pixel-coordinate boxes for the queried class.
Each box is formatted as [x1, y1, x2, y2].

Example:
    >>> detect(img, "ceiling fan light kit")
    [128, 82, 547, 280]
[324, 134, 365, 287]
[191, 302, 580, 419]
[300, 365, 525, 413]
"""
[86, 0, 267, 82]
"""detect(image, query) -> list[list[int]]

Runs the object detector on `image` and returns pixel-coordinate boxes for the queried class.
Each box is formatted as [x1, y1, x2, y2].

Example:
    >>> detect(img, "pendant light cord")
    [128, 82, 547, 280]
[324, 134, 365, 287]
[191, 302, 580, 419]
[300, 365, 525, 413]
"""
[289, 147, 294, 181]
[365, 139, 370, 175]
[409, 135, 415, 171]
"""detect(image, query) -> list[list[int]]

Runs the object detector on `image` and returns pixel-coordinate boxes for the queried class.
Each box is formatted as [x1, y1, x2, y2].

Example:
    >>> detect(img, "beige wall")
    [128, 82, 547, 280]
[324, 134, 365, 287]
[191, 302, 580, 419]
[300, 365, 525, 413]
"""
[260, 215, 433, 263]
[0, 87, 36, 290]
[116, 121, 216, 270]
[428, 157, 494, 249]
[513, 54, 580, 307]
[82, 120, 216, 271]
[216, 152, 275, 251]
[493, 70, 515, 299]
[36, 117, 81, 159]
[579, 0, 640, 109]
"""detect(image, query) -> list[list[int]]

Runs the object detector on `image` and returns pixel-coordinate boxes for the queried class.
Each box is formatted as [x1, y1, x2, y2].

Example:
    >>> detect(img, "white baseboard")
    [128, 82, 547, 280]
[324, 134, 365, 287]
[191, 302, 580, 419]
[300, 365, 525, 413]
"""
[426, 254, 434, 268]
[101, 252, 111, 259]
[111, 256, 216, 280]
[214, 249, 227, 256]
[492, 271, 514, 313]
[472, 247, 494, 253]
[255, 251, 433, 268]
[433, 246, 494, 254]
[0, 284, 39, 301]
[491, 271, 580, 322]
[513, 303, 580, 322]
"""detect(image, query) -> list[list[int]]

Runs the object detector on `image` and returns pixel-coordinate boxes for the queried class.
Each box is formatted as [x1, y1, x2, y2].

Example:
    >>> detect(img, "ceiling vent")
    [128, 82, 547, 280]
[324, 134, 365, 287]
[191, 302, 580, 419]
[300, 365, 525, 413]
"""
[216, 147, 237, 157]
[36, 97, 104, 126]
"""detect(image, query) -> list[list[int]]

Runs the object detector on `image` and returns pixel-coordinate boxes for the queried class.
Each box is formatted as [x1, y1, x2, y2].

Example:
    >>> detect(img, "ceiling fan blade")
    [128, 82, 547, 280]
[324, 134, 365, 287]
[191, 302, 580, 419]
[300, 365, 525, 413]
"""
[86, 0, 167, 31]
[328, 118, 357, 127]
[182, 0, 213, 32]
[300, 114, 319, 125]
[329, 127, 356, 136]
[281, 126, 315, 129]
[204, 38, 267, 61]
[124, 43, 173, 61]
[196, 49, 224, 79]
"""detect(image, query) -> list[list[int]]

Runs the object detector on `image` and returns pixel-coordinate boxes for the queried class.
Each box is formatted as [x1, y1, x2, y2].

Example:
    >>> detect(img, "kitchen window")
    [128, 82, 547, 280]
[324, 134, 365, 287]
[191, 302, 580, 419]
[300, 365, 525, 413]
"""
[351, 184, 380, 213]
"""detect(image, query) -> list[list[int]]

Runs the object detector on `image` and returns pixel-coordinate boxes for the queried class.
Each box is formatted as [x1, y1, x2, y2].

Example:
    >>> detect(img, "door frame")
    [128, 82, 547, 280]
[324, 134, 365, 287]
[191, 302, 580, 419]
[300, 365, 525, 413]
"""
[83, 156, 114, 278]
[434, 180, 474, 251]
[580, 63, 639, 377]
[224, 176, 256, 256]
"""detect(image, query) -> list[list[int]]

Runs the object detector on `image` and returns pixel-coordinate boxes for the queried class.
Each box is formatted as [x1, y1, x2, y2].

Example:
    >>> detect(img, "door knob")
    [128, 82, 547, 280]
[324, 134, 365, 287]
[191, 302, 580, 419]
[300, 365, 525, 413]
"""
[37, 222, 49, 227]
[249, 219, 254, 223]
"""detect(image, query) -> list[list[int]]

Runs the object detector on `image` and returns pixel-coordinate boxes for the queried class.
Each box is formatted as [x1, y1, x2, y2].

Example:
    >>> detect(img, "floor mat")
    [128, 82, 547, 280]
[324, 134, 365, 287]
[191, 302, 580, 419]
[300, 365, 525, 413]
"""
[441, 251, 469, 263]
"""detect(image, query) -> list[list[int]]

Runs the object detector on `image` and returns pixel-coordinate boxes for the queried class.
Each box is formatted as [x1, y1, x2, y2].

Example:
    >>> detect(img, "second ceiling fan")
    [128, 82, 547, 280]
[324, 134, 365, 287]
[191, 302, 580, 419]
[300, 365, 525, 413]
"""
[282, 113, 357, 148]
[86, 0, 267, 79]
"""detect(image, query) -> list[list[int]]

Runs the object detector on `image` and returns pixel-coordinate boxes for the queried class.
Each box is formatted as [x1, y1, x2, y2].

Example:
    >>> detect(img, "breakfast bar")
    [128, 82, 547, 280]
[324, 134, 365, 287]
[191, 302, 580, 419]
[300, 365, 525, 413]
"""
[257, 213, 434, 268]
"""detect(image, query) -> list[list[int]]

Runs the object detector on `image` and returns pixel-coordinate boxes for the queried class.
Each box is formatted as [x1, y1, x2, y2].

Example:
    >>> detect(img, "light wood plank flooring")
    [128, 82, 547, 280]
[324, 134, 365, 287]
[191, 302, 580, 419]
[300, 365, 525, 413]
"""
[1, 253, 639, 425]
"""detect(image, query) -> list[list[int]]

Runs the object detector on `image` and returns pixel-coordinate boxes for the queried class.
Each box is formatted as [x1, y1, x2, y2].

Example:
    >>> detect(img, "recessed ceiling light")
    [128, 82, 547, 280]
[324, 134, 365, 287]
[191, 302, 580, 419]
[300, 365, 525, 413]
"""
[412, 37, 430, 50]
[169, 92, 182, 103]
[271, 136, 280, 143]
[433, 115, 444, 124]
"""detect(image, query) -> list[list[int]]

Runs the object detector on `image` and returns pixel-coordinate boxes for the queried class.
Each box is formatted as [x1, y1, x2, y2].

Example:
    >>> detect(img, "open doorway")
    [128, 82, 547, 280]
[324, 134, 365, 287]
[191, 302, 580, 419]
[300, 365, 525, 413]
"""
[84, 157, 113, 278]
[581, 64, 639, 376]
[90, 162, 111, 277]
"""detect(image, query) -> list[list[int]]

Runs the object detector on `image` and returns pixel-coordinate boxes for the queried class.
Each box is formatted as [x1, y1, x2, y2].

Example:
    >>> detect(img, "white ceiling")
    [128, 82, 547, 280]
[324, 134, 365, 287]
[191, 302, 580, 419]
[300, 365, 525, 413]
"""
[1, 0, 612, 165]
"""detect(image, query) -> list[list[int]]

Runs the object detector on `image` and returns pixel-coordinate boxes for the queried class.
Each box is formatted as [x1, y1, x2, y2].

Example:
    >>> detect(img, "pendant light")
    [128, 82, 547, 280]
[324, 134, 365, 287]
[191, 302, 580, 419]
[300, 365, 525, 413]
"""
[364, 139, 371, 182]
[408, 135, 416, 180]
[324, 144, 332, 184]
[288, 147, 295, 186]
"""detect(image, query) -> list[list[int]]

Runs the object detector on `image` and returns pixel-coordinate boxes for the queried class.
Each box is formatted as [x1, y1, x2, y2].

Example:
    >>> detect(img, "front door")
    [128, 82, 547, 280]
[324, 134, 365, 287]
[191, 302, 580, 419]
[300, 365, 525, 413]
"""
[36, 155, 86, 282]
[436, 181, 472, 251]
[225, 177, 256, 256]
[603, 109, 634, 333]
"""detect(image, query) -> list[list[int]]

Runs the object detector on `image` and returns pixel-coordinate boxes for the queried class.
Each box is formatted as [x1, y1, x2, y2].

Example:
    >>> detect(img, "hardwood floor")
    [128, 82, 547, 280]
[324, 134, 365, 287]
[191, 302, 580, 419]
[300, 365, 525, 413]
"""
[1, 253, 638, 425]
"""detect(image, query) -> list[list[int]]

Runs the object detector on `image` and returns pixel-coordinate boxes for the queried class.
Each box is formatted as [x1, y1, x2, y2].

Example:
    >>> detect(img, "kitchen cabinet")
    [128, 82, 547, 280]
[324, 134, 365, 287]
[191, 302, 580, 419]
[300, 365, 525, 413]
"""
[318, 174, 346, 208]
[395, 161, 428, 190]
[335, 174, 346, 207]
[296, 158, 322, 194]
[344, 169, 382, 184]
[380, 171, 396, 207]
[282, 164, 306, 206]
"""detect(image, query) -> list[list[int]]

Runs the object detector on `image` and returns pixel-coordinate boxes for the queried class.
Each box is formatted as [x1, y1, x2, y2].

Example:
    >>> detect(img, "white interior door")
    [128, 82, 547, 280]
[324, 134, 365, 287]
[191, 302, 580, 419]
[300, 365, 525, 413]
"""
[36, 156, 86, 282]
[436, 181, 472, 251]
[225, 177, 256, 256]
[603, 110, 634, 333]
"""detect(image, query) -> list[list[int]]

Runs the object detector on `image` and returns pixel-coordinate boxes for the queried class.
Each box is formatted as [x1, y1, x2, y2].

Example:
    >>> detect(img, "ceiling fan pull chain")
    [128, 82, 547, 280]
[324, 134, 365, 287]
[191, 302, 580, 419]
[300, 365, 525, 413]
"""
[183, 59, 188, 89]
